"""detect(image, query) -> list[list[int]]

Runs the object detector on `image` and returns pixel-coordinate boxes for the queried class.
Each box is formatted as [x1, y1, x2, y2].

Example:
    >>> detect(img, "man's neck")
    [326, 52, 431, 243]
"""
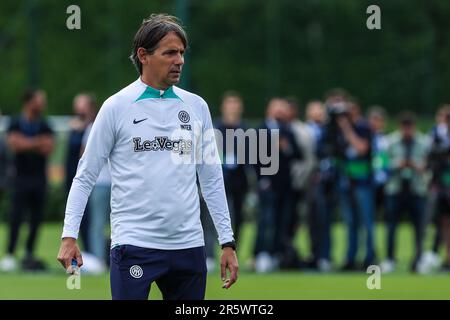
[222, 116, 239, 127]
[23, 108, 38, 121]
[140, 75, 170, 91]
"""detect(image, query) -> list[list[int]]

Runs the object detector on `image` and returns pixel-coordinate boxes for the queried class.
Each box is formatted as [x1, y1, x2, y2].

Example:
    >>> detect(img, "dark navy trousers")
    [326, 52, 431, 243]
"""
[110, 245, 207, 300]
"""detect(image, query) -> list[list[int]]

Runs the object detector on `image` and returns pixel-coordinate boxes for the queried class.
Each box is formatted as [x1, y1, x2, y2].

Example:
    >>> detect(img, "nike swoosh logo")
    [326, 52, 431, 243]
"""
[133, 118, 148, 124]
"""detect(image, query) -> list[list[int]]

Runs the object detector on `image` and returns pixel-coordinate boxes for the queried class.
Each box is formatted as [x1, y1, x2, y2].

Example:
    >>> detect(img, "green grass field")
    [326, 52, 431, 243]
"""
[0, 222, 449, 300]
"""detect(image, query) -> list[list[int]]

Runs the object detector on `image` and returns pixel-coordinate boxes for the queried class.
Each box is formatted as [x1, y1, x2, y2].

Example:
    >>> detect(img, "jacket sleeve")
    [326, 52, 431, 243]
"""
[61, 98, 116, 239]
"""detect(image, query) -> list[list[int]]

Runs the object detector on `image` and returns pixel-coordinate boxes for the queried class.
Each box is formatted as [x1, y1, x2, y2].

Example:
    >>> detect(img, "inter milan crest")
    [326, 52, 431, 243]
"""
[178, 110, 190, 123]
[129, 265, 143, 279]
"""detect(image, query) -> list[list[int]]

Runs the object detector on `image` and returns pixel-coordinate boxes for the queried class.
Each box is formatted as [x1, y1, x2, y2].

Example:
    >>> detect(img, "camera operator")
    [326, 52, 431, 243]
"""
[315, 89, 375, 271]
[336, 98, 375, 270]
[314, 89, 349, 271]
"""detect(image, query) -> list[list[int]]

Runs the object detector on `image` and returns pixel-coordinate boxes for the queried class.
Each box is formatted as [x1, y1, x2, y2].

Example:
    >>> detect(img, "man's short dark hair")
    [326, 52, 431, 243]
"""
[75, 92, 98, 111]
[130, 14, 188, 74]
[347, 95, 360, 106]
[398, 111, 416, 126]
[367, 105, 387, 119]
[324, 88, 349, 101]
[22, 88, 41, 104]
[221, 90, 242, 102]
[285, 96, 300, 110]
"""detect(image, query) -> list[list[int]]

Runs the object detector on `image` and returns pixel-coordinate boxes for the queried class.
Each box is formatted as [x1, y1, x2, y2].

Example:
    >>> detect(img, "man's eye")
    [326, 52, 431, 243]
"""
[164, 51, 184, 56]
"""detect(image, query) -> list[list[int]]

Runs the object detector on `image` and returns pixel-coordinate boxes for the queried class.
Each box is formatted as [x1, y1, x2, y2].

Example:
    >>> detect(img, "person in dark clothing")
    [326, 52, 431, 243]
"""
[337, 99, 375, 271]
[303, 101, 326, 269]
[199, 191, 217, 272]
[315, 90, 375, 271]
[0, 89, 54, 272]
[427, 105, 450, 271]
[315, 89, 349, 272]
[214, 91, 249, 244]
[368, 106, 389, 218]
[253, 98, 302, 272]
[0, 110, 9, 200]
[285, 97, 317, 269]
[65, 94, 97, 192]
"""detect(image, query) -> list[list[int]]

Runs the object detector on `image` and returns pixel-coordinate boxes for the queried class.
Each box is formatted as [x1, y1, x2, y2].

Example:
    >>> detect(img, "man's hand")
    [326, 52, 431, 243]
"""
[35, 135, 54, 156]
[336, 116, 352, 132]
[57, 237, 83, 274]
[220, 247, 238, 289]
[337, 116, 370, 156]
[279, 137, 290, 152]
[7, 133, 38, 153]
[399, 160, 411, 169]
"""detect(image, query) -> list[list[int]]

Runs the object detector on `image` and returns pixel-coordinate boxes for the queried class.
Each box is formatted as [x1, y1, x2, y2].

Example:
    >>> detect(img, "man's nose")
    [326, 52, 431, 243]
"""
[175, 53, 184, 66]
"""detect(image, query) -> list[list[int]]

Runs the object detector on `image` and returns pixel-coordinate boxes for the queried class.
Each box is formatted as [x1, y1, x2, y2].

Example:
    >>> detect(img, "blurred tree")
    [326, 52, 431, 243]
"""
[0, 0, 449, 118]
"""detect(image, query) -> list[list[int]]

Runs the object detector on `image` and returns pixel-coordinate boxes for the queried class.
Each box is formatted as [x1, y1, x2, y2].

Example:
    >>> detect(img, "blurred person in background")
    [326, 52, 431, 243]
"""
[65, 93, 97, 253]
[427, 105, 450, 271]
[306, 100, 325, 144]
[65, 94, 97, 192]
[285, 97, 316, 268]
[381, 112, 430, 273]
[253, 98, 301, 272]
[0, 89, 54, 272]
[214, 91, 249, 244]
[368, 106, 389, 218]
[0, 110, 8, 201]
[81, 101, 112, 273]
[315, 88, 349, 271]
[303, 100, 325, 269]
[199, 194, 217, 273]
[336, 97, 375, 271]
[203, 91, 250, 272]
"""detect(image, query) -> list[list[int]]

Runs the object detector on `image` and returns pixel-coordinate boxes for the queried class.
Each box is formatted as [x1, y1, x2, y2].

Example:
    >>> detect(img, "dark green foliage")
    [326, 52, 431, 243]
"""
[0, 0, 449, 118]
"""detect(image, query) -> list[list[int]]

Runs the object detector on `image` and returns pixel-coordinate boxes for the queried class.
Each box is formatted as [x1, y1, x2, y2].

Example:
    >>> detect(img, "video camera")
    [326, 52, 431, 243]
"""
[318, 101, 350, 159]
[326, 101, 349, 124]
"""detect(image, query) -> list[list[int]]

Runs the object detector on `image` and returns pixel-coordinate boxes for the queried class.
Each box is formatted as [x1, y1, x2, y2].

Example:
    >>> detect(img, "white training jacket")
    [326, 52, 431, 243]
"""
[62, 78, 234, 249]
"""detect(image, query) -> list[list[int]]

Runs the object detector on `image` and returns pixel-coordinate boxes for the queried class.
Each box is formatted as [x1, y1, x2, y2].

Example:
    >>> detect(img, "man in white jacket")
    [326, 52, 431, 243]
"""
[57, 14, 238, 300]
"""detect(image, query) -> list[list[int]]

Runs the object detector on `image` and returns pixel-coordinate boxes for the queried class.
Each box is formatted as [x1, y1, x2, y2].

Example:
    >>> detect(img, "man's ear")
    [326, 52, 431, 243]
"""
[137, 47, 148, 65]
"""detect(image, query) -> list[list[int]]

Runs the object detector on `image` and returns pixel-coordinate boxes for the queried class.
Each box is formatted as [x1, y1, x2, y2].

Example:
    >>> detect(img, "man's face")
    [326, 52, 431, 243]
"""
[347, 103, 361, 123]
[30, 91, 47, 114]
[400, 123, 415, 140]
[73, 95, 92, 121]
[286, 105, 297, 122]
[369, 114, 385, 133]
[306, 103, 325, 124]
[143, 32, 185, 88]
[437, 110, 450, 126]
[221, 97, 243, 122]
[267, 99, 289, 122]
